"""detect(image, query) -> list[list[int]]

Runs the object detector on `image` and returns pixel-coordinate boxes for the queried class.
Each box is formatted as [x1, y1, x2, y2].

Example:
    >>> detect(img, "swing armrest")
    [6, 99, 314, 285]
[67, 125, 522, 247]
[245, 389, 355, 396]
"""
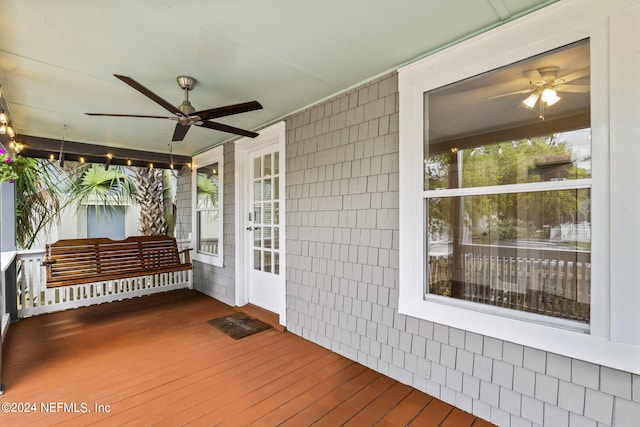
[179, 247, 193, 264]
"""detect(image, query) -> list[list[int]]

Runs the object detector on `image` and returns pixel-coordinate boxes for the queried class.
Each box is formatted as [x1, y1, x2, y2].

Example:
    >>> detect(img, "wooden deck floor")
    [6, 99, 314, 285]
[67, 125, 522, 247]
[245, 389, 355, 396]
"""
[0, 289, 494, 426]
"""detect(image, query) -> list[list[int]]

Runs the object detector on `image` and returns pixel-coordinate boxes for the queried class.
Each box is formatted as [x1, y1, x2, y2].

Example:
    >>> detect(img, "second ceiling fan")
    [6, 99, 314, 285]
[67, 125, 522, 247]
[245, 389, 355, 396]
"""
[86, 74, 262, 141]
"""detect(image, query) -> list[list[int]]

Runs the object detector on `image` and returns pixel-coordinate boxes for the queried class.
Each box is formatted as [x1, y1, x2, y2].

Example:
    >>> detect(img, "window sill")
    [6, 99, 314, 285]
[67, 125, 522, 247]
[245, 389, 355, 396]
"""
[398, 295, 640, 375]
[192, 252, 223, 268]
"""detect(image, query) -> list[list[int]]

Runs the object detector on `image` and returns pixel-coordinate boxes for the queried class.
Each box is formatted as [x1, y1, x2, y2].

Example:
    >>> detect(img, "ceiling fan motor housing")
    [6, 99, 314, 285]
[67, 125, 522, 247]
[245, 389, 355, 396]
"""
[176, 75, 196, 91]
[534, 66, 559, 85]
[179, 99, 196, 115]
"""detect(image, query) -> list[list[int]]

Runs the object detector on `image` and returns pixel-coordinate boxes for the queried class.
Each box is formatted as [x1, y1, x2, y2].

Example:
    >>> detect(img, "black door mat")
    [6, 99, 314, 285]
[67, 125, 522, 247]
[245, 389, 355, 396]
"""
[207, 312, 272, 339]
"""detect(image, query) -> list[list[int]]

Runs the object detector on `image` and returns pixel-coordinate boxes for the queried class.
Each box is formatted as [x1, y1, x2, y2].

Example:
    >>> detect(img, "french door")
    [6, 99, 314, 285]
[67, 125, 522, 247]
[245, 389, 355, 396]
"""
[235, 122, 286, 325]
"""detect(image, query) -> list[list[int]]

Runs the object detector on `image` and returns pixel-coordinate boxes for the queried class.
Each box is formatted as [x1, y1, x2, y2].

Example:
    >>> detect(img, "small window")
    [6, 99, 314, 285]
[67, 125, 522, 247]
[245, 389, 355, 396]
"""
[192, 146, 224, 266]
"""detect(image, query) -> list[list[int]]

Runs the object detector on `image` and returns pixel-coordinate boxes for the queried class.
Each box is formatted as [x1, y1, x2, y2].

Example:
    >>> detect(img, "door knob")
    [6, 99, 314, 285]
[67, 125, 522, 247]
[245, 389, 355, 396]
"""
[246, 226, 253, 231]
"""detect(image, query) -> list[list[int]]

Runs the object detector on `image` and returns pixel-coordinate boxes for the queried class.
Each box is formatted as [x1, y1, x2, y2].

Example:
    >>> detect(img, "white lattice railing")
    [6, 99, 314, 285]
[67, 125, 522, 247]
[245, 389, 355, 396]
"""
[428, 244, 591, 323]
[16, 249, 192, 318]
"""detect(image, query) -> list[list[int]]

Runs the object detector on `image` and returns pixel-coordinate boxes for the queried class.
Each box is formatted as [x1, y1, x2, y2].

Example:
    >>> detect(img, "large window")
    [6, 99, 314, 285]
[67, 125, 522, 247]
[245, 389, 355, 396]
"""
[421, 40, 592, 326]
[399, 0, 640, 376]
[422, 40, 592, 325]
[192, 146, 224, 266]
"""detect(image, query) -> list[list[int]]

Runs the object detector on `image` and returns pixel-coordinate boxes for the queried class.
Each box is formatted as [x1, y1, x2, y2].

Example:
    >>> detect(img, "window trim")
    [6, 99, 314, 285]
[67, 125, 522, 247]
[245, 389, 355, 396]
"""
[192, 145, 224, 267]
[398, 3, 640, 373]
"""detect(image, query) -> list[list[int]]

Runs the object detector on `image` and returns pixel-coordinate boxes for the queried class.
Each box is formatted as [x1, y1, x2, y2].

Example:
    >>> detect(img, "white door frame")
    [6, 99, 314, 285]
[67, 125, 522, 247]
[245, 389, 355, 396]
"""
[234, 121, 286, 326]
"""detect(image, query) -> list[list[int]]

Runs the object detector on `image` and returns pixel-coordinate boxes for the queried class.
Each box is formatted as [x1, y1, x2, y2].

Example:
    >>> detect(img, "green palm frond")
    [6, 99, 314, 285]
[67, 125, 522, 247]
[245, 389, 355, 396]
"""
[196, 174, 218, 209]
[14, 157, 68, 249]
[67, 164, 137, 216]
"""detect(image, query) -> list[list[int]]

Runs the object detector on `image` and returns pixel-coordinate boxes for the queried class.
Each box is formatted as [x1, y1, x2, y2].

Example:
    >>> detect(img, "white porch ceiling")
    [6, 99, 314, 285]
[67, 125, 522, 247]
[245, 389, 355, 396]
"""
[0, 0, 557, 157]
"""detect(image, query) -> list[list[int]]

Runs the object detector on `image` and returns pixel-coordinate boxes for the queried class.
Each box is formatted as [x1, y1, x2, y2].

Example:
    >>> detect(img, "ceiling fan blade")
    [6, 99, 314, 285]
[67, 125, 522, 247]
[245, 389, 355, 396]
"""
[172, 123, 191, 141]
[194, 101, 263, 121]
[85, 113, 175, 119]
[114, 74, 184, 116]
[555, 84, 590, 93]
[554, 67, 589, 84]
[488, 89, 533, 99]
[523, 69, 543, 83]
[199, 120, 259, 138]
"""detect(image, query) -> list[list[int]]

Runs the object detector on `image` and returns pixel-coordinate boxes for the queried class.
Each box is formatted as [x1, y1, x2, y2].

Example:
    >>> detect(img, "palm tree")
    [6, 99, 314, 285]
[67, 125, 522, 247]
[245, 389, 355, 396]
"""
[133, 167, 167, 236]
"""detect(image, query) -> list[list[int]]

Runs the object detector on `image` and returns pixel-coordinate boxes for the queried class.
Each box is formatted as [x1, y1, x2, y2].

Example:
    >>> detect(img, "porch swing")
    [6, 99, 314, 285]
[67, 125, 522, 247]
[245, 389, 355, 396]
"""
[40, 140, 193, 288]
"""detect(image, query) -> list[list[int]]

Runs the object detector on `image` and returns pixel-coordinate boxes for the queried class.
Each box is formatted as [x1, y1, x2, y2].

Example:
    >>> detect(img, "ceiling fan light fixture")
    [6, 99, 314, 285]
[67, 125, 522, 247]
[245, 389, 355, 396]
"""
[541, 87, 560, 106]
[522, 92, 540, 109]
[6, 125, 15, 138]
[0, 111, 7, 123]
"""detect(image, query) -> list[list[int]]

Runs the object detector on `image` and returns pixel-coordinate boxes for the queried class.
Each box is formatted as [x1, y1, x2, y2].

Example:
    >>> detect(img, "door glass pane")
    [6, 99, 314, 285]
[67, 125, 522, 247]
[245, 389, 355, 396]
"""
[274, 253, 280, 275]
[264, 154, 272, 177]
[254, 250, 261, 271]
[274, 151, 279, 175]
[263, 203, 272, 225]
[254, 227, 262, 248]
[274, 202, 279, 224]
[254, 203, 262, 223]
[263, 179, 272, 202]
[254, 157, 261, 179]
[274, 227, 279, 250]
[274, 177, 279, 199]
[264, 251, 272, 273]
[264, 227, 272, 248]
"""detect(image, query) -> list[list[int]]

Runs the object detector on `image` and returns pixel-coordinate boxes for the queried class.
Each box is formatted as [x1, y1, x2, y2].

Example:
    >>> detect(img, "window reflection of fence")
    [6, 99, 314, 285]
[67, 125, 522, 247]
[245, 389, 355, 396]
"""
[550, 222, 591, 243]
[198, 238, 218, 255]
[428, 245, 590, 323]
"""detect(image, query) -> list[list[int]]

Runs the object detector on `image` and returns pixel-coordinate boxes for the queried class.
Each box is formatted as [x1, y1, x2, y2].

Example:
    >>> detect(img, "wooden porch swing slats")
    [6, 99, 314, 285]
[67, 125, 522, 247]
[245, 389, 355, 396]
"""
[42, 235, 192, 287]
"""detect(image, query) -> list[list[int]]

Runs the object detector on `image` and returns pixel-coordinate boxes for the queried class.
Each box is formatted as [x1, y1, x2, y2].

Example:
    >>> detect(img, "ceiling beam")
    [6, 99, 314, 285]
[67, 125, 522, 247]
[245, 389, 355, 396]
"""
[1, 134, 191, 170]
[429, 112, 590, 155]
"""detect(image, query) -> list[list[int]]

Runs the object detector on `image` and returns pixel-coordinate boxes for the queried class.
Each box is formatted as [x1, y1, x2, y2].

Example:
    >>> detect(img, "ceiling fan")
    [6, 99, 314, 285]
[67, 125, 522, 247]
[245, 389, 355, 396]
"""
[498, 66, 590, 110]
[86, 74, 263, 141]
